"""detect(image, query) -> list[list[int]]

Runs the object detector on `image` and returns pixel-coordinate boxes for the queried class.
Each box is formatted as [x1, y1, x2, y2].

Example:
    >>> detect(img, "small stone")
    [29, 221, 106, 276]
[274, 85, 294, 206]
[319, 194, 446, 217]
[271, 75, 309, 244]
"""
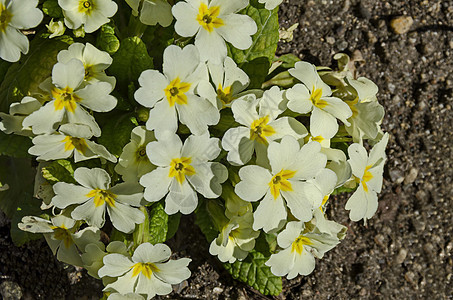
[337, 41, 348, 51]
[0, 281, 22, 300]
[367, 31, 377, 44]
[374, 234, 386, 249]
[404, 168, 418, 184]
[390, 16, 414, 34]
[389, 169, 404, 184]
[395, 248, 408, 264]
[404, 271, 418, 286]
[213, 287, 224, 294]
[326, 36, 335, 44]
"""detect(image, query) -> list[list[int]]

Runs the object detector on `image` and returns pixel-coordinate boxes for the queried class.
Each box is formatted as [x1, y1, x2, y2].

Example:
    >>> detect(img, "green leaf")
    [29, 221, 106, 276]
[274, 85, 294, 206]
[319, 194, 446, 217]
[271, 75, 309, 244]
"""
[241, 57, 270, 89]
[166, 213, 181, 241]
[96, 24, 120, 55]
[0, 37, 72, 113]
[194, 200, 218, 243]
[142, 25, 175, 70]
[0, 60, 11, 83]
[0, 157, 34, 218]
[223, 250, 282, 296]
[97, 112, 136, 156]
[42, 0, 64, 18]
[10, 196, 43, 246]
[0, 132, 32, 158]
[41, 160, 76, 184]
[133, 202, 172, 246]
[229, 6, 279, 65]
[273, 53, 300, 69]
[109, 37, 153, 91]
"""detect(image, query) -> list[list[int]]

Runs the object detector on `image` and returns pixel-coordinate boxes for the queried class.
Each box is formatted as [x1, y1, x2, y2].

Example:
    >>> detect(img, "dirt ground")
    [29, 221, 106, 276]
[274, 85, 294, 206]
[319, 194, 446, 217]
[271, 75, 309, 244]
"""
[1, 0, 452, 299]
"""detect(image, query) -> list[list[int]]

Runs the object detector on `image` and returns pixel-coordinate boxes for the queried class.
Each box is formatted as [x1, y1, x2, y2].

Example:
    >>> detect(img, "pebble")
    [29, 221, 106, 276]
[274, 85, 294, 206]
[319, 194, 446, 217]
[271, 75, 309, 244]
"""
[326, 36, 335, 44]
[337, 41, 348, 51]
[213, 287, 224, 294]
[404, 168, 418, 184]
[395, 248, 408, 264]
[0, 281, 22, 300]
[389, 169, 405, 184]
[390, 16, 414, 34]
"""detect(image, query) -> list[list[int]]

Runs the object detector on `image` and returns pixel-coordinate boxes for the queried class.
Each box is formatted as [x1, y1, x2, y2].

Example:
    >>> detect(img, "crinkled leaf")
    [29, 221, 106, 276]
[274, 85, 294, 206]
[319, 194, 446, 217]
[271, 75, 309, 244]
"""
[133, 202, 170, 246]
[0, 132, 32, 158]
[194, 200, 218, 243]
[42, 0, 64, 18]
[97, 112, 136, 156]
[109, 37, 153, 91]
[41, 160, 76, 184]
[0, 37, 72, 113]
[223, 250, 282, 296]
[96, 24, 120, 55]
[229, 6, 279, 65]
[274, 53, 300, 69]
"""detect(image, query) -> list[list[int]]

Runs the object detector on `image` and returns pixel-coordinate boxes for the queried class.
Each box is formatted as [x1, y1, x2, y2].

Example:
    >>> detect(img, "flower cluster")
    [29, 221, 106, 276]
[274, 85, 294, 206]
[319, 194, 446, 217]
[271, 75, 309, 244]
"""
[0, 0, 389, 298]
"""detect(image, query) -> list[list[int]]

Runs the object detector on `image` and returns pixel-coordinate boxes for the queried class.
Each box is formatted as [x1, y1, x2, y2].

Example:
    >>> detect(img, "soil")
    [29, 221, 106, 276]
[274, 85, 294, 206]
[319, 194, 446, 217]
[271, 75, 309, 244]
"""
[1, 0, 452, 299]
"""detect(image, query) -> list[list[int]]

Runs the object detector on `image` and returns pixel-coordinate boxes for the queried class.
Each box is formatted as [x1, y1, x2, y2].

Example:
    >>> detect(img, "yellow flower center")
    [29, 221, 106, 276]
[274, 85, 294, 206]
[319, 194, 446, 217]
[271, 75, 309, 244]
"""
[164, 77, 191, 106]
[310, 87, 328, 109]
[217, 84, 233, 106]
[79, 0, 94, 14]
[250, 116, 276, 144]
[169, 157, 196, 184]
[196, 3, 224, 32]
[0, 4, 12, 32]
[52, 86, 82, 113]
[51, 225, 74, 249]
[268, 169, 296, 199]
[86, 189, 117, 207]
[132, 263, 160, 279]
[61, 136, 88, 154]
[345, 97, 359, 118]
[84, 65, 95, 81]
[361, 165, 374, 193]
[319, 195, 329, 213]
[291, 235, 313, 254]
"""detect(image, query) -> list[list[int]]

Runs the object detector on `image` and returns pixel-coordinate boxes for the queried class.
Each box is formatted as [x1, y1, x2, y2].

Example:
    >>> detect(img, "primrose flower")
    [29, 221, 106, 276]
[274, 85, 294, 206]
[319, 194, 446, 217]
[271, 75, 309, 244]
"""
[115, 126, 156, 182]
[125, 0, 173, 27]
[23, 59, 117, 136]
[306, 123, 347, 163]
[197, 56, 249, 109]
[265, 221, 340, 278]
[52, 167, 145, 233]
[344, 77, 385, 143]
[57, 42, 116, 87]
[209, 211, 259, 263]
[18, 215, 102, 267]
[58, 0, 118, 33]
[0, 0, 43, 62]
[222, 86, 307, 166]
[0, 96, 41, 136]
[345, 133, 389, 222]
[172, 0, 257, 63]
[235, 136, 328, 232]
[285, 61, 352, 138]
[82, 241, 128, 280]
[98, 243, 191, 299]
[135, 45, 219, 137]
[28, 123, 116, 163]
[140, 132, 227, 215]
[258, 0, 282, 10]
[46, 18, 66, 38]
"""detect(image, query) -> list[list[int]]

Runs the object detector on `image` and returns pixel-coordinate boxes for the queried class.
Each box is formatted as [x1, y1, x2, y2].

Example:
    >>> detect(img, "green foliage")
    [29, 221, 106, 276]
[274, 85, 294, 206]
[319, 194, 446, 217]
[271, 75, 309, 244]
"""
[0, 37, 72, 113]
[10, 196, 42, 246]
[274, 53, 301, 69]
[223, 250, 282, 296]
[42, 0, 64, 18]
[0, 132, 32, 158]
[41, 160, 76, 184]
[194, 200, 218, 243]
[142, 25, 175, 70]
[241, 57, 270, 89]
[229, 5, 279, 65]
[109, 37, 153, 91]
[133, 201, 179, 247]
[97, 112, 136, 156]
[96, 24, 120, 55]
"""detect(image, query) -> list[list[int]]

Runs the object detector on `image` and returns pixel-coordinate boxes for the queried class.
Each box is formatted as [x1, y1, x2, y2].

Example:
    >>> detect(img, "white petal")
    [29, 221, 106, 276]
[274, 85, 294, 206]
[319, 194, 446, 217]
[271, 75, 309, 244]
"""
[165, 179, 198, 215]
[231, 96, 259, 126]
[135, 70, 168, 108]
[310, 107, 339, 139]
[267, 136, 300, 173]
[182, 134, 220, 162]
[320, 96, 352, 126]
[22, 101, 64, 135]
[52, 59, 85, 90]
[104, 269, 137, 294]
[146, 134, 182, 167]
[132, 243, 171, 263]
[146, 100, 178, 138]
[276, 221, 303, 248]
[347, 143, 368, 178]
[135, 273, 171, 297]
[177, 95, 220, 135]
[368, 133, 389, 166]
[172, 2, 200, 37]
[163, 44, 201, 82]
[288, 248, 315, 278]
[77, 82, 117, 112]
[9, 0, 43, 29]
[74, 167, 111, 189]
[253, 192, 286, 232]
[0, 27, 28, 62]
[313, 169, 337, 196]
[211, 0, 248, 14]
[222, 127, 254, 166]
[292, 141, 326, 180]
[110, 182, 144, 206]
[235, 165, 272, 201]
[71, 199, 106, 228]
[285, 84, 313, 114]
[107, 202, 145, 233]
[345, 184, 377, 222]
[187, 163, 217, 198]
[66, 105, 101, 137]
[52, 183, 91, 208]
[99, 253, 134, 277]
[154, 258, 192, 284]
[216, 14, 256, 50]
[140, 167, 172, 202]
[195, 28, 226, 63]
[282, 181, 322, 222]
[265, 247, 295, 277]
